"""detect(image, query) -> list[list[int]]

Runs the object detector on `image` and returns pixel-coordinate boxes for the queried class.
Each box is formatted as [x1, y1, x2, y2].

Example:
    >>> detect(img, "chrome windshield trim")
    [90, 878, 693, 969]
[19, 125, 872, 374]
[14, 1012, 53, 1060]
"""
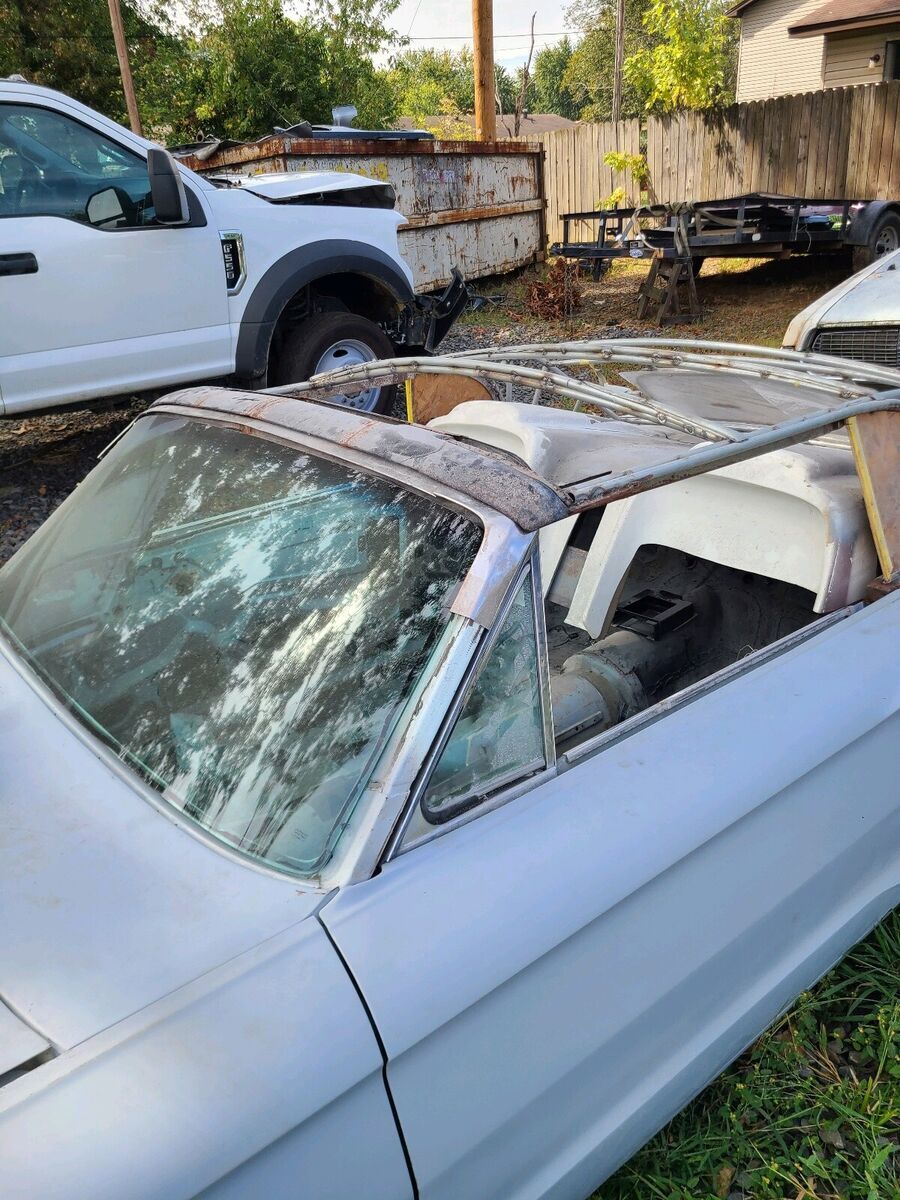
[381, 543, 545, 864]
[529, 542, 557, 776]
[328, 614, 486, 887]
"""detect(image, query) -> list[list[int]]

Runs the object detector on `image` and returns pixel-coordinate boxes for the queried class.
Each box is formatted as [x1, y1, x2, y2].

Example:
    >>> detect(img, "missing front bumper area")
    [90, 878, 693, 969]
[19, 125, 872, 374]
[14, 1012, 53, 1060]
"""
[397, 268, 469, 353]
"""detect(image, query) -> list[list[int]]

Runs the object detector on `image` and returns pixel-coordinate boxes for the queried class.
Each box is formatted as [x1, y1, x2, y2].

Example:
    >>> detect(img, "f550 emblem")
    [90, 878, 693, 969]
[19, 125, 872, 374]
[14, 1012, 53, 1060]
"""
[219, 231, 246, 294]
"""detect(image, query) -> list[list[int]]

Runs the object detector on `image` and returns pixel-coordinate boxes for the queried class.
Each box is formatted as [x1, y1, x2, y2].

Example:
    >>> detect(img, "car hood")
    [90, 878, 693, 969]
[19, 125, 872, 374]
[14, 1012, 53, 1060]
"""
[0, 638, 321, 1057]
[215, 170, 397, 208]
[784, 249, 900, 348]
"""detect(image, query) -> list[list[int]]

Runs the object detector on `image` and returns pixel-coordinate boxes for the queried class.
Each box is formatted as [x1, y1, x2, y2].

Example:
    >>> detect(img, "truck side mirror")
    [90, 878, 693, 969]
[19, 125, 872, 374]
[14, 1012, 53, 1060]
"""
[147, 148, 190, 225]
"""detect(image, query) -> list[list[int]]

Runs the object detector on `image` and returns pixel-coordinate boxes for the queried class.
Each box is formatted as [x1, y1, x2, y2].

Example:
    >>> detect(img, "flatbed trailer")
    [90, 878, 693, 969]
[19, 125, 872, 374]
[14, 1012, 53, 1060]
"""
[549, 194, 900, 322]
[551, 193, 900, 273]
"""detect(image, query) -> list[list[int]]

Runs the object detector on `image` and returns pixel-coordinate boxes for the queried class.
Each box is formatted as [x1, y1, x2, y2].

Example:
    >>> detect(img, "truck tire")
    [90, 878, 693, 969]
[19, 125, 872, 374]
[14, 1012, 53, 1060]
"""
[271, 312, 397, 413]
[852, 211, 900, 272]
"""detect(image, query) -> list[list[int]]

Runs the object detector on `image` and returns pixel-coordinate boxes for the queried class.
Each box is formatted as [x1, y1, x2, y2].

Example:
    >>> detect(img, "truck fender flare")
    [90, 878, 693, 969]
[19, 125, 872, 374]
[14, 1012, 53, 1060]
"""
[845, 201, 900, 248]
[234, 240, 415, 384]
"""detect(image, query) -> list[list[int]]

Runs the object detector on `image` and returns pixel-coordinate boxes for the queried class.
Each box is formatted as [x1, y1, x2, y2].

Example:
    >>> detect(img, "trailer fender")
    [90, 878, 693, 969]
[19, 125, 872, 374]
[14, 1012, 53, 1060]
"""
[845, 201, 900, 247]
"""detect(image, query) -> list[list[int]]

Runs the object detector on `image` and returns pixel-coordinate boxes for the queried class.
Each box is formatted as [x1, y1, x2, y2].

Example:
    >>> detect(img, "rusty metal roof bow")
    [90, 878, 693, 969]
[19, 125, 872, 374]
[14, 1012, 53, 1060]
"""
[264, 338, 900, 515]
[265, 337, 900, 441]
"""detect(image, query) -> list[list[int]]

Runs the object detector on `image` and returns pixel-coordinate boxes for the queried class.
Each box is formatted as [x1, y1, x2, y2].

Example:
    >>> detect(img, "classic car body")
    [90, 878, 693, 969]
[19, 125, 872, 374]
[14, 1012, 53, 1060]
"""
[783, 246, 900, 367]
[0, 340, 898, 1200]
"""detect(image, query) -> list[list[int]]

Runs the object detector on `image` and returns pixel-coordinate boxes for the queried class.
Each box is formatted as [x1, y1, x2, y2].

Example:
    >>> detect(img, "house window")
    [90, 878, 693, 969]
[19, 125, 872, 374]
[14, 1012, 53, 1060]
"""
[885, 41, 900, 81]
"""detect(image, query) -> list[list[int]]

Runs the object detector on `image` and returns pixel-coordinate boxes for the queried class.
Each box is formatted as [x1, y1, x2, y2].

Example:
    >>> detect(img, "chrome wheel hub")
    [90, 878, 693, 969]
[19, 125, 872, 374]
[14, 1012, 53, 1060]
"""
[314, 338, 381, 410]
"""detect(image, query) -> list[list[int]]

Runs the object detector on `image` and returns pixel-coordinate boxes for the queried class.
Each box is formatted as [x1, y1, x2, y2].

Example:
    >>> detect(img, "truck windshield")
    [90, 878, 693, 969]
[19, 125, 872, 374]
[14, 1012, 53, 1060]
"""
[0, 415, 480, 877]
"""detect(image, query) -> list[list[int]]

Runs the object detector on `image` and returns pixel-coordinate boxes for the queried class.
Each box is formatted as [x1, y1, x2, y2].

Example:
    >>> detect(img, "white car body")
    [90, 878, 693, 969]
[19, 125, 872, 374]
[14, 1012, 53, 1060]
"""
[783, 246, 900, 367]
[0, 81, 461, 416]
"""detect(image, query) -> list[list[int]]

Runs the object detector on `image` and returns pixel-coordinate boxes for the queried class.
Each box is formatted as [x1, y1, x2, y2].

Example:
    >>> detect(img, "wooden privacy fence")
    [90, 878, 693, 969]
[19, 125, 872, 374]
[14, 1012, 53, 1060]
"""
[539, 120, 642, 250]
[538, 81, 900, 245]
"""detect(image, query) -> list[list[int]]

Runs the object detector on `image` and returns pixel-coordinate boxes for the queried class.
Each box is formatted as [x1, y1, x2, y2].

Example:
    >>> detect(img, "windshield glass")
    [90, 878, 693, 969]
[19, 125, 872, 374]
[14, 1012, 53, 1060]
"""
[0, 415, 481, 877]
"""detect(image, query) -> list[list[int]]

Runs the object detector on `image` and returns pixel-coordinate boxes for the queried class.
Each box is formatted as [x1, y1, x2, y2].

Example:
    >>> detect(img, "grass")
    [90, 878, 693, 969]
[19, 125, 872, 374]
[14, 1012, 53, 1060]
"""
[595, 910, 900, 1200]
[460, 256, 900, 1200]
[459, 253, 855, 350]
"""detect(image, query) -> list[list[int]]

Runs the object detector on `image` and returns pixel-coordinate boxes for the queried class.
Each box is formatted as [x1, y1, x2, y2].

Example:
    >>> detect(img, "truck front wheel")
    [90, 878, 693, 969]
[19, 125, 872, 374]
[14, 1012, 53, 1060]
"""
[270, 312, 397, 413]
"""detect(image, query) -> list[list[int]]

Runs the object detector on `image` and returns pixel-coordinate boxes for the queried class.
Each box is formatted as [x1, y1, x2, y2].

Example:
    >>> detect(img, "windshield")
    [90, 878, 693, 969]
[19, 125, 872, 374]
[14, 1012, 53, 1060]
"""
[0, 415, 481, 877]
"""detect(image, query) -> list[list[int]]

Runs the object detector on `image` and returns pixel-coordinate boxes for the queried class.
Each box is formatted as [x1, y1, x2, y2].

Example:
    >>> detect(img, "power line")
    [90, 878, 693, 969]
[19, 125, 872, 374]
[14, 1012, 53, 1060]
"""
[407, 30, 576, 39]
[405, 0, 425, 36]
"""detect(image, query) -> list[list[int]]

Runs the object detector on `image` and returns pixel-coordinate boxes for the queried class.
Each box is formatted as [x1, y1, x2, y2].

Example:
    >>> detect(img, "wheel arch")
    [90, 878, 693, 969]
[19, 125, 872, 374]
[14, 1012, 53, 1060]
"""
[845, 201, 900, 248]
[234, 240, 415, 386]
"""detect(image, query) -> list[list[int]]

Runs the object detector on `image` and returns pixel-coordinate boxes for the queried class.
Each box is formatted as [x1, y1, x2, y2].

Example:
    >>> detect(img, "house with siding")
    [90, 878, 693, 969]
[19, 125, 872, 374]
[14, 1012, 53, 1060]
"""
[728, 0, 900, 101]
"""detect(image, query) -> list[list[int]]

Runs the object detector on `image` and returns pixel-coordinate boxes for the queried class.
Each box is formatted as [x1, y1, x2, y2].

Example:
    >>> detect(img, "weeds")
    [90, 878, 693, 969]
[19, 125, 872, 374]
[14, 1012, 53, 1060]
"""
[459, 254, 853, 349]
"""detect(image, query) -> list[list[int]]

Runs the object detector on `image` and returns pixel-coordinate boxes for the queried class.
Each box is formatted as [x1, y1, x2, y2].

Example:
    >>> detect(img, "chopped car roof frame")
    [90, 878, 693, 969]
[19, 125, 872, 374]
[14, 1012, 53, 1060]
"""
[147, 339, 900, 565]
[262, 336, 900, 505]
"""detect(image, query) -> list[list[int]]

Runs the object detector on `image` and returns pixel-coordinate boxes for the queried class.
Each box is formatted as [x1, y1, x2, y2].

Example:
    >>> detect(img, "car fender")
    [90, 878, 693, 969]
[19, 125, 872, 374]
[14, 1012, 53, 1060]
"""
[0, 917, 413, 1200]
[233, 240, 416, 385]
[783, 245, 900, 349]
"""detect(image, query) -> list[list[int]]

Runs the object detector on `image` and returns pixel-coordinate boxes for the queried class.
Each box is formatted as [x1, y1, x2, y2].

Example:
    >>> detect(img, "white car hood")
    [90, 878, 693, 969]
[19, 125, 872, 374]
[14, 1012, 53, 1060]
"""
[219, 169, 394, 202]
[0, 640, 319, 1056]
[784, 249, 900, 348]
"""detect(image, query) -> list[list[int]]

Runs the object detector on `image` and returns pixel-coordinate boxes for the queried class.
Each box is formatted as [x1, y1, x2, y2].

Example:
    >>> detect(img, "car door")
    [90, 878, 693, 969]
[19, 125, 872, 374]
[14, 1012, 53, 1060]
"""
[0, 98, 232, 414]
[320, 576, 900, 1200]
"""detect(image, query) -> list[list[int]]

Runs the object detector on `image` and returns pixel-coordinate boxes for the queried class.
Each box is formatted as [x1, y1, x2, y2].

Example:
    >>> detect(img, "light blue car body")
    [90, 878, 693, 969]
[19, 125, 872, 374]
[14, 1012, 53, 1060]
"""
[1, 380, 898, 1200]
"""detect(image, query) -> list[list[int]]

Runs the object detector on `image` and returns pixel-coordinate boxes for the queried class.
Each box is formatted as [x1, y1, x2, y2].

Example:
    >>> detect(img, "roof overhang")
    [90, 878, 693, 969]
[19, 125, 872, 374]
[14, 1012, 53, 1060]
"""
[729, 0, 900, 29]
[789, 3, 900, 37]
[725, 0, 760, 16]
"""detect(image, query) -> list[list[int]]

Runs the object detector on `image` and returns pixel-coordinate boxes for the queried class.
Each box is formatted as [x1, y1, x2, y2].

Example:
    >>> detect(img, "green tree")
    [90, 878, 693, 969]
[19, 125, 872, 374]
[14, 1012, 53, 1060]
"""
[562, 0, 653, 121]
[314, 0, 402, 129]
[388, 45, 516, 127]
[162, 0, 406, 141]
[494, 63, 517, 116]
[0, 0, 173, 126]
[1, 0, 407, 143]
[387, 48, 468, 122]
[624, 0, 737, 111]
[530, 37, 579, 119]
[135, 0, 334, 142]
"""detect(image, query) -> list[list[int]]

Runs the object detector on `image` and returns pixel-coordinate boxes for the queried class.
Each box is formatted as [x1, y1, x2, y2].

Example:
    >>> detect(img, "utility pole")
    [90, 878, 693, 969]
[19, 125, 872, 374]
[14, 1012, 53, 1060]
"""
[107, 0, 143, 136]
[612, 0, 625, 124]
[513, 12, 537, 137]
[472, 0, 497, 141]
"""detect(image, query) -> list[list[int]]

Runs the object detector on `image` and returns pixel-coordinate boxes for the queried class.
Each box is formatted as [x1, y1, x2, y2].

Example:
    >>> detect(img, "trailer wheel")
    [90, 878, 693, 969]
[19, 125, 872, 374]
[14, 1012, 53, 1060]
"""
[271, 313, 397, 413]
[852, 211, 900, 272]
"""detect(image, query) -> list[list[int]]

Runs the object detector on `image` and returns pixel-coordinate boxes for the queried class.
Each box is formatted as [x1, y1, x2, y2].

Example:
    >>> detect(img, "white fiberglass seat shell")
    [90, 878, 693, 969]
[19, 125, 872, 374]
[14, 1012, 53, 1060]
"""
[430, 401, 877, 633]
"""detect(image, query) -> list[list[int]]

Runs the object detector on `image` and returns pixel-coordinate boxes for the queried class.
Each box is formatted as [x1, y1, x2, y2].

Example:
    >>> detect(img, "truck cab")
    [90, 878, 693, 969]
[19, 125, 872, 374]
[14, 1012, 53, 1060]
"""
[0, 79, 464, 416]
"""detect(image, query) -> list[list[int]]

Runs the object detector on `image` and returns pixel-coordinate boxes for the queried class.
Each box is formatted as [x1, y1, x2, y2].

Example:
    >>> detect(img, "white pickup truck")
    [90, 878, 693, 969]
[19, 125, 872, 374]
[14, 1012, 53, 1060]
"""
[0, 78, 466, 416]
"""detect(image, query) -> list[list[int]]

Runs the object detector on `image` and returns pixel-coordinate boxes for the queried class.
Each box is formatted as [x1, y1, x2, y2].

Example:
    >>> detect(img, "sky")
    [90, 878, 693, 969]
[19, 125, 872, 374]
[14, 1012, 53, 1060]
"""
[387, 0, 578, 71]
